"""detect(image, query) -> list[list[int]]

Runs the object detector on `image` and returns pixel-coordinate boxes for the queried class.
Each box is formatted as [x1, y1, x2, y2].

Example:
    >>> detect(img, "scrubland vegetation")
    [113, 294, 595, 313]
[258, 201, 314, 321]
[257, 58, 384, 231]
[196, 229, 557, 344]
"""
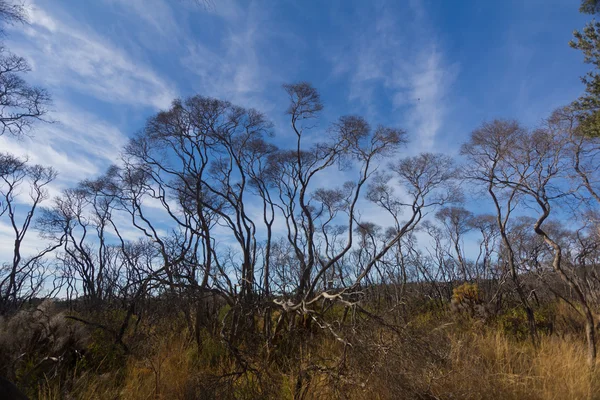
[4, 0, 600, 399]
[3, 284, 600, 399]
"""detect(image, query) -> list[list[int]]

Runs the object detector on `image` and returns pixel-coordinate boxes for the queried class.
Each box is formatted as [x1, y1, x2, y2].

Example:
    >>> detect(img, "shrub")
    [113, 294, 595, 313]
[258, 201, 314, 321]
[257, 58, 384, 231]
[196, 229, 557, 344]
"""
[451, 283, 488, 319]
[498, 306, 554, 340]
[0, 300, 89, 396]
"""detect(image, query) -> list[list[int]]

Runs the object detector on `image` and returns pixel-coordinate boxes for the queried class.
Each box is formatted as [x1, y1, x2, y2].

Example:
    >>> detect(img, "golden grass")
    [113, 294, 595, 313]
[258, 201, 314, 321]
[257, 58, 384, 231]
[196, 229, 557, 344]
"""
[425, 331, 598, 400]
[36, 313, 600, 399]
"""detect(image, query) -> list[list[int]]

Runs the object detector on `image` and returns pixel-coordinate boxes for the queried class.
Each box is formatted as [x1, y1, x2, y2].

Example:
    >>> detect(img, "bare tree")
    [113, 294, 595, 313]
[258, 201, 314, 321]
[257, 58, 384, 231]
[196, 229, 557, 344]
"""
[461, 120, 539, 346]
[0, 1, 27, 32]
[512, 121, 598, 366]
[435, 206, 474, 281]
[0, 153, 59, 313]
[468, 214, 501, 284]
[0, 1, 51, 137]
[0, 48, 51, 137]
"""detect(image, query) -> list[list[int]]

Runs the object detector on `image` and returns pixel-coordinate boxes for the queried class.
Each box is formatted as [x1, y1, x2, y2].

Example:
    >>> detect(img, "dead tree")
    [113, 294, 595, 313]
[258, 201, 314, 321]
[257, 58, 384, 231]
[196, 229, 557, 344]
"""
[461, 120, 539, 346]
[0, 154, 59, 313]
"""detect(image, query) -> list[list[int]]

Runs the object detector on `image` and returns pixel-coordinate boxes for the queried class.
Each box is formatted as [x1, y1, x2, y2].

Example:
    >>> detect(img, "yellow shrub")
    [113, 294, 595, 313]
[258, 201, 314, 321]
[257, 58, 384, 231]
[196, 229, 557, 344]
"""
[452, 282, 482, 305]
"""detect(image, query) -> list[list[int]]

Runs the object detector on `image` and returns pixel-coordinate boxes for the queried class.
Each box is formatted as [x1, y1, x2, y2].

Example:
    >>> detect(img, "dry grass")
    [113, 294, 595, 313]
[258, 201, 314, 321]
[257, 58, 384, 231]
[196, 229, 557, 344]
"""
[119, 335, 195, 399]
[25, 303, 600, 400]
[425, 331, 597, 400]
[41, 330, 595, 400]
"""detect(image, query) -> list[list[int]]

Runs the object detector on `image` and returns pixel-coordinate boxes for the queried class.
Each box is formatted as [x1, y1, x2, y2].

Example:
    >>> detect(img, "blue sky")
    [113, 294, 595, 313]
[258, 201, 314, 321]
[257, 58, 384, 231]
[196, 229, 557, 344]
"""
[0, 0, 591, 258]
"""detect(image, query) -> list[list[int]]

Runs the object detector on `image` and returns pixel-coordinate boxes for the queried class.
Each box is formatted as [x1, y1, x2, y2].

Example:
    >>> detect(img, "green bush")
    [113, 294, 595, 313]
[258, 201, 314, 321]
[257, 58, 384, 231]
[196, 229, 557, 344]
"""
[498, 306, 554, 340]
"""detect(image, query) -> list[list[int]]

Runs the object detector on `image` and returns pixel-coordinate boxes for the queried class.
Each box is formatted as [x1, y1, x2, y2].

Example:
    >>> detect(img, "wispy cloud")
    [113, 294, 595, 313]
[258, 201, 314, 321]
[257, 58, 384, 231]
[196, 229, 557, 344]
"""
[180, 1, 285, 113]
[328, 1, 458, 151]
[0, 102, 128, 198]
[9, 3, 176, 110]
[0, 0, 182, 207]
[402, 47, 458, 151]
[104, 0, 179, 37]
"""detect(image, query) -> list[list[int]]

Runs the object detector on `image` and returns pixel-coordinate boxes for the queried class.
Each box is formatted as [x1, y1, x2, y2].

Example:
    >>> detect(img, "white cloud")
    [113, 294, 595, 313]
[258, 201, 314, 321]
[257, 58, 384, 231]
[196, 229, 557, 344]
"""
[9, 4, 176, 110]
[0, 219, 54, 263]
[328, 1, 458, 151]
[400, 47, 458, 151]
[0, 102, 128, 200]
[180, 1, 281, 112]
[104, 0, 179, 37]
[0, 0, 177, 241]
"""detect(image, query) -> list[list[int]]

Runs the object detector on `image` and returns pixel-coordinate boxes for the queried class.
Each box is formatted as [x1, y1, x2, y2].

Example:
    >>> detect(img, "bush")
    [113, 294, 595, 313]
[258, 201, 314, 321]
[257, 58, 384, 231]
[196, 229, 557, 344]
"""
[0, 300, 89, 396]
[498, 306, 554, 340]
[451, 283, 489, 319]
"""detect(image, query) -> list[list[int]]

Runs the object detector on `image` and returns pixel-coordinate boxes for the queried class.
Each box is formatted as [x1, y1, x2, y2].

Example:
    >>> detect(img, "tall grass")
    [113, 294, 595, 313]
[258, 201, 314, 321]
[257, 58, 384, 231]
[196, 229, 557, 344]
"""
[427, 332, 597, 400]
[21, 299, 599, 399]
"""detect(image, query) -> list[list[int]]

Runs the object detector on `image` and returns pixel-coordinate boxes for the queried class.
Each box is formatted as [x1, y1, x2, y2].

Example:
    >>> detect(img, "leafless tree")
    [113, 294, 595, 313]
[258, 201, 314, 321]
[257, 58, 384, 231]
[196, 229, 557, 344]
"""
[461, 120, 539, 346]
[0, 153, 59, 314]
[0, 48, 51, 137]
[512, 120, 598, 366]
[466, 117, 599, 366]
[0, 1, 51, 137]
[0, 1, 27, 32]
[435, 206, 474, 281]
[468, 214, 501, 283]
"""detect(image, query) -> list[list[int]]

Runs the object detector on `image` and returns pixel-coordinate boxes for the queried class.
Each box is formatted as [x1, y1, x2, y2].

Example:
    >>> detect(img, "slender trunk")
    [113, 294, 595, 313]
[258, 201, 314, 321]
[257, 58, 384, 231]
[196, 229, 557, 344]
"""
[489, 184, 538, 346]
[534, 204, 596, 366]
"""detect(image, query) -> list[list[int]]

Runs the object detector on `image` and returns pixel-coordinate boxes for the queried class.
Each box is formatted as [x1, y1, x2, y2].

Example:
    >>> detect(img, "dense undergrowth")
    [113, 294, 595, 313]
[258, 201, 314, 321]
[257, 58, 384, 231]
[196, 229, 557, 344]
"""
[2, 285, 598, 400]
